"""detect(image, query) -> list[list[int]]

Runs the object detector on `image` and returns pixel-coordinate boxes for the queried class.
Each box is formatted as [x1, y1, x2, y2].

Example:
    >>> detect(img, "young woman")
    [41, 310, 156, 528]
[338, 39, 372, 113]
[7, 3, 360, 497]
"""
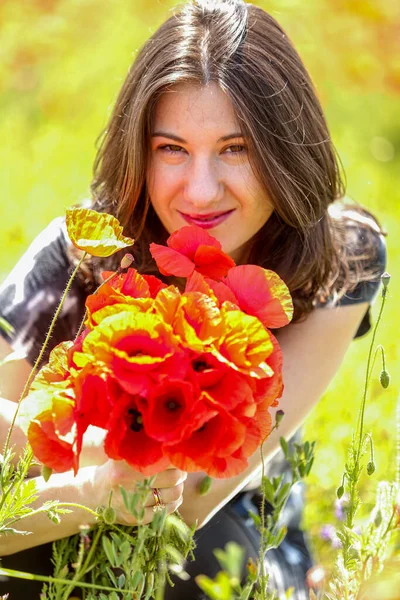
[0, 0, 386, 598]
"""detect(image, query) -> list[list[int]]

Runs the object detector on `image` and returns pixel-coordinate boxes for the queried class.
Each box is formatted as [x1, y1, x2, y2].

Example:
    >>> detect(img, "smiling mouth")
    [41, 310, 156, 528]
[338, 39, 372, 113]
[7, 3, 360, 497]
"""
[179, 210, 235, 221]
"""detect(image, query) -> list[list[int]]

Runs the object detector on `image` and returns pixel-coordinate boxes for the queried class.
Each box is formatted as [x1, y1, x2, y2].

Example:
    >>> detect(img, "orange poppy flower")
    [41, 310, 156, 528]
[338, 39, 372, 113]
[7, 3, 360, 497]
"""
[212, 308, 274, 378]
[27, 394, 76, 473]
[80, 311, 190, 396]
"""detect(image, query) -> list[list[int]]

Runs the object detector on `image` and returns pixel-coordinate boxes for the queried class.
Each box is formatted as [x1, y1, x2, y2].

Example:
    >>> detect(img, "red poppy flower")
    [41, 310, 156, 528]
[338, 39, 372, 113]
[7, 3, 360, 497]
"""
[150, 226, 235, 279]
[223, 265, 293, 328]
[165, 400, 247, 475]
[141, 379, 216, 445]
[104, 393, 169, 475]
[202, 366, 255, 413]
[189, 352, 229, 389]
[73, 365, 121, 430]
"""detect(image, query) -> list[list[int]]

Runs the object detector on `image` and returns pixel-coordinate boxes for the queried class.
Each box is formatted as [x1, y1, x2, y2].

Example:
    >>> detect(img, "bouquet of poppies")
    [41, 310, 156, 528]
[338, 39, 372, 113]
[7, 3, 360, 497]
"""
[22, 209, 293, 480]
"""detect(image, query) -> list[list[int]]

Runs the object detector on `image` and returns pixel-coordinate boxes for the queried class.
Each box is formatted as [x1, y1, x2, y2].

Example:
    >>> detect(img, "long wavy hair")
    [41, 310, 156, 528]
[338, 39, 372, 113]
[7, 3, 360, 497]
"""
[85, 0, 384, 323]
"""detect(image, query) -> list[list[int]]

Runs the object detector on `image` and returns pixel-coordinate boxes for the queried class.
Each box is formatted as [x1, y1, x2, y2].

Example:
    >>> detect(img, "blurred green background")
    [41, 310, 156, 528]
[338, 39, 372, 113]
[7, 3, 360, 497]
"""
[0, 0, 399, 573]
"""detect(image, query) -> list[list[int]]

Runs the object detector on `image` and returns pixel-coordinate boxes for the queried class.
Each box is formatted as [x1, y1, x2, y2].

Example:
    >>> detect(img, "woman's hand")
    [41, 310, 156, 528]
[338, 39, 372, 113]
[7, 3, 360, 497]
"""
[92, 460, 187, 526]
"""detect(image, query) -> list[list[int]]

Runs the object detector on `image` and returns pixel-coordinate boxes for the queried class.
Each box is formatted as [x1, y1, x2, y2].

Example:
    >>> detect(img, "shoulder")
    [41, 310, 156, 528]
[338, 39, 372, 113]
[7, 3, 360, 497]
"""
[0, 217, 70, 292]
[326, 200, 386, 305]
[328, 200, 386, 268]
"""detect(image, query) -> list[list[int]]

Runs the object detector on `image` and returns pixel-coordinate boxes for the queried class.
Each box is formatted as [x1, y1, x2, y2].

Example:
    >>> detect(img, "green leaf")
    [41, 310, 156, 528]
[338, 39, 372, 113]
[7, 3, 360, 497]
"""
[119, 485, 130, 512]
[102, 536, 117, 568]
[196, 572, 233, 600]
[248, 510, 261, 528]
[105, 566, 118, 586]
[119, 540, 132, 562]
[262, 478, 275, 505]
[276, 482, 291, 506]
[280, 437, 289, 458]
[131, 570, 144, 590]
[213, 542, 245, 579]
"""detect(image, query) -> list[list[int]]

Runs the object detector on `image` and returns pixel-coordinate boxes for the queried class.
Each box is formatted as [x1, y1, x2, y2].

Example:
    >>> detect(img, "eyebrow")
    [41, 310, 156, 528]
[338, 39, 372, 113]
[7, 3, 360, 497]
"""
[151, 131, 244, 143]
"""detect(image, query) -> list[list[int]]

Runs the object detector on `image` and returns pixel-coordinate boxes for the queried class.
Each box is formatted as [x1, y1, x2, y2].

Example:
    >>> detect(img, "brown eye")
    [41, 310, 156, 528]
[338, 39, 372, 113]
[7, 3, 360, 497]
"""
[160, 144, 184, 154]
[225, 144, 246, 154]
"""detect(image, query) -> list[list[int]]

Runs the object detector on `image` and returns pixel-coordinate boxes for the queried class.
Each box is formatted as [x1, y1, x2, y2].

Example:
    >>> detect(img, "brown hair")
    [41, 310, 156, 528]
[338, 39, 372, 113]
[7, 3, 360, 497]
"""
[87, 0, 385, 322]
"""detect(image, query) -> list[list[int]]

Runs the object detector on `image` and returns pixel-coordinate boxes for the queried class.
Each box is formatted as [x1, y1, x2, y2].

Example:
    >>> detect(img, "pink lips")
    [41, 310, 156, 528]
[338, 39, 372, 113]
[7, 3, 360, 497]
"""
[179, 210, 235, 229]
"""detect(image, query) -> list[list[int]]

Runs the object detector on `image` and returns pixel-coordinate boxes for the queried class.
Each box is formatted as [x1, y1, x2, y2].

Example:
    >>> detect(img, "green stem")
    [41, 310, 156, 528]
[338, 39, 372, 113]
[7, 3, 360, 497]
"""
[347, 289, 387, 528]
[6, 502, 99, 526]
[258, 442, 268, 600]
[3, 252, 87, 456]
[357, 292, 386, 456]
[0, 566, 130, 594]
[61, 523, 104, 600]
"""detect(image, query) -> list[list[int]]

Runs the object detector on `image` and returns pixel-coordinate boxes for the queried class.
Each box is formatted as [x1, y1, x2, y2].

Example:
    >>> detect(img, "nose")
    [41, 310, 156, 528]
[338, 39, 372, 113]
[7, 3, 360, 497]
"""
[184, 156, 223, 209]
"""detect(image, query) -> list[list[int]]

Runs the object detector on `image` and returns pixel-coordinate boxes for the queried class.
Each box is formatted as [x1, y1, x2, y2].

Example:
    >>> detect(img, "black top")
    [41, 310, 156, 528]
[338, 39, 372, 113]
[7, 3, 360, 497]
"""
[0, 216, 386, 598]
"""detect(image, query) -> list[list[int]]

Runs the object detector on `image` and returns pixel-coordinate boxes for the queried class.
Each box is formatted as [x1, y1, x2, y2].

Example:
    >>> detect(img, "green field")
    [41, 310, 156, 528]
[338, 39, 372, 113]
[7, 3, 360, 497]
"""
[0, 0, 398, 574]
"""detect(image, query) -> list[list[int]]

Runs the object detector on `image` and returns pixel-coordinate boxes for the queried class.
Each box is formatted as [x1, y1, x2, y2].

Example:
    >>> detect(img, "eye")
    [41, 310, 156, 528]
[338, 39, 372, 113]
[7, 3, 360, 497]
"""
[224, 144, 247, 155]
[159, 144, 185, 155]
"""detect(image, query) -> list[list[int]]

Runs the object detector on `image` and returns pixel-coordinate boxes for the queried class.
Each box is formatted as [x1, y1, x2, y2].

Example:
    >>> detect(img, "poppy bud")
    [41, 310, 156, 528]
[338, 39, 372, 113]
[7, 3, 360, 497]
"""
[120, 253, 134, 270]
[381, 272, 391, 289]
[199, 475, 213, 496]
[337, 485, 345, 499]
[102, 506, 117, 525]
[275, 410, 285, 426]
[42, 465, 52, 482]
[374, 510, 382, 528]
[379, 369, 390, 389]
[367, 461, 376, 476]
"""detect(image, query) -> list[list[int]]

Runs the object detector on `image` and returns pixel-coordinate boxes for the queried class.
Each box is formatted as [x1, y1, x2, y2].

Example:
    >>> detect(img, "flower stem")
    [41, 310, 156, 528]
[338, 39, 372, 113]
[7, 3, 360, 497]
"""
[6, 502, 99, 527]
[0, 565, 128, 594]
[3, 252, 87, 457]
[347, 288, 387, 529]
[61, 523, 104, 600]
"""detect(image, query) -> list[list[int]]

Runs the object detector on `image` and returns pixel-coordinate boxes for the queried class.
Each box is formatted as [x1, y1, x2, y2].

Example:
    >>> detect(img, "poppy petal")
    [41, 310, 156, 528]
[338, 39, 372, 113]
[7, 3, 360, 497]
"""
[66, 208, 134, 257]
[149, 244, 195, 277]
[224, 265, 293, 328]
[193, 246, 235, 279]
[167, 226, 222, 257]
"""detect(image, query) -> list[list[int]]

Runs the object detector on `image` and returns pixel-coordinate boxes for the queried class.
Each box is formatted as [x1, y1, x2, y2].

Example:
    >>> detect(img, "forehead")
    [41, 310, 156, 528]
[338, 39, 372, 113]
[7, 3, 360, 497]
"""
[152, 82, 241, 135]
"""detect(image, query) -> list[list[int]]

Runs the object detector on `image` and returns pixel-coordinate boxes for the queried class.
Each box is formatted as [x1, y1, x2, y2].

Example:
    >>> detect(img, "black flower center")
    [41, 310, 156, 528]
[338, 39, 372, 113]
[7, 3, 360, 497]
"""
[193, 359, 209, 372]
[128, 408, 143, 432]
[165, 397, 181, 412]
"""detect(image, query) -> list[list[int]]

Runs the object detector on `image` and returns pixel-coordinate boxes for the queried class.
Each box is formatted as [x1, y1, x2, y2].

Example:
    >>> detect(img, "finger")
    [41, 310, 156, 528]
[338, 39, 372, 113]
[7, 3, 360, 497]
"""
[146, 482, 184, 508]
[151, 469, 187, 487]
[141, 497, 183, 524]
[117, 497, 183, 526]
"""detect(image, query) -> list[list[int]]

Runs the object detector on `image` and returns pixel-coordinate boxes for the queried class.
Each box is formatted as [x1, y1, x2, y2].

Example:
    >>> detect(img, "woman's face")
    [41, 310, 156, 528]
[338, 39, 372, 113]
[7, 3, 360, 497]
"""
[147, 82, 273, 262]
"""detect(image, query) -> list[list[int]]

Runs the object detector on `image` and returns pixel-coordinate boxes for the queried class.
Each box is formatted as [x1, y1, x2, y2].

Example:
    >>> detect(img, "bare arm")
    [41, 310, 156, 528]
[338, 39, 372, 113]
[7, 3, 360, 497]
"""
[0, 338, 185, 556]
[179, 302, 370, 528]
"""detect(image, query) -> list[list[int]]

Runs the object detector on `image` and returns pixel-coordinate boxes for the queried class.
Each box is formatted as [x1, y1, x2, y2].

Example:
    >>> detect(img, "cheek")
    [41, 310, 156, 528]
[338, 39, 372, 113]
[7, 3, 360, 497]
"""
[148, 164, 182, 203]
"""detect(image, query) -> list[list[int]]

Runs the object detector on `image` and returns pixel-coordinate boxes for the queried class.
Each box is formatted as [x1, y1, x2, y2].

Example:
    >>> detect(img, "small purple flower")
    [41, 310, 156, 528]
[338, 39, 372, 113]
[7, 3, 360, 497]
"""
[335, 494, 349, 521]
[319, 524, 342, 549]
